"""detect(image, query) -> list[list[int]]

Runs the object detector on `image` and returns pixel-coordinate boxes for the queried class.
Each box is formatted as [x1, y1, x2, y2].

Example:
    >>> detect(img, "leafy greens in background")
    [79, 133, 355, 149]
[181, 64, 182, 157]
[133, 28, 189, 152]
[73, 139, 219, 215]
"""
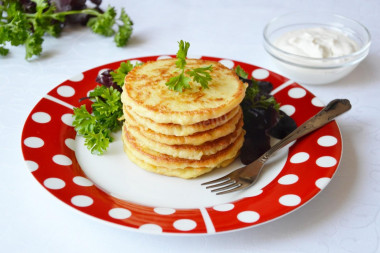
[0, 0, 133, 59]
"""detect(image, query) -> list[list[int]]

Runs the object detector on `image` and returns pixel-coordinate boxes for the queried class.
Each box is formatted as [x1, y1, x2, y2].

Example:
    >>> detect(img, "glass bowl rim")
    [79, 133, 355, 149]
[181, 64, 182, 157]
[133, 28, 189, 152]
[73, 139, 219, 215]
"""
[262, 11, 372, 65]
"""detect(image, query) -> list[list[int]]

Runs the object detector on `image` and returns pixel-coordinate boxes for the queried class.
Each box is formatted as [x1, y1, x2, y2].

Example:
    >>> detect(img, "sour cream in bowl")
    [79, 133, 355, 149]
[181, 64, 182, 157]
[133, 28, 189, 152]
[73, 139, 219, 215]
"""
[263, 12, 371, 85]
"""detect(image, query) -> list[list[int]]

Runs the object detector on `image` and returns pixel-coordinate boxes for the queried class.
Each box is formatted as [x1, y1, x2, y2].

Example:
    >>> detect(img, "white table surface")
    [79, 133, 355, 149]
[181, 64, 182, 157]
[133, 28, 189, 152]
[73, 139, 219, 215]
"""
[1, 0, 380, 252]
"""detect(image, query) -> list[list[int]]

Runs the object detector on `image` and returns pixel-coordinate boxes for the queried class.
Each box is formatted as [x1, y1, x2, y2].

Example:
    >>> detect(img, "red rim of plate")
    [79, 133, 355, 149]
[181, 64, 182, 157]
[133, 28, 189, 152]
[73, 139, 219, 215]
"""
[21, 55, 342, 235]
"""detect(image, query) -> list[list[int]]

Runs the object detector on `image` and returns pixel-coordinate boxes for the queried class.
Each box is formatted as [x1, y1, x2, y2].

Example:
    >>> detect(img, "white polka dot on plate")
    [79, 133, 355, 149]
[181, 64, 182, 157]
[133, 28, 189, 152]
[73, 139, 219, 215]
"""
[288, 87, 306, 99]
[315, 177, 331, 189]
[252, 69, 269, 80]
[218, 59, 234, 69]
[52, 154, 72, 166]
[290, 152, 309, 164]
[24, 137, 44, 148]
[279, 194, 301, 206]
[187, 55, 202, 59]
[237, 211, 260, 223]
[98, 68, 110, 76]
[173, 219, 197, 231]
[244, 189, 263, 198]
[312, 97, 324, 107]
[43, 178, 66, 190]
[154, 207, 176, 215]
[57, 85, 75, 97]
[71, 195, 93, 207]
[157, 55, 172, 60]
[317, 136, 338, 147]
[65, 138, 76, 151]
[69, 73, 84, 82]
[109, 208, 132, 219]
[279, 105, 296, 116]
[213, 203, 234, 212]
[316, 156, 337, 167]
[25, 160, 38, 172]
[32, 112, 51, 124]
[61, 113, 74, 127]
[129, 59, 143, 65]
[139, 224, 163, 233]
[87, 89, 94, 97]
[278, 174, 299, 185]
[73, 176, 93, 187]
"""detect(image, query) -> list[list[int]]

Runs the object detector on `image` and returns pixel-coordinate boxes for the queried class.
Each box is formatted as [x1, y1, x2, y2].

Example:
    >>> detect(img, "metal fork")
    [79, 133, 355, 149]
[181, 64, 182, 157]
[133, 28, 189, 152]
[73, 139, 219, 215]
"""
[202, 99, 351, 195]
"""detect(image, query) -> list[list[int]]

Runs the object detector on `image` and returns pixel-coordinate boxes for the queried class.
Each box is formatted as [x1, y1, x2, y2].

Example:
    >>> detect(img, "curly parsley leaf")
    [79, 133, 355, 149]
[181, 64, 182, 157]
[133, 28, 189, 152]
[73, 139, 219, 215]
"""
[84, 130, 111, 155]
[91, 86, 122, 114]
[25, 33, 43, 59]
[33, 0, 49, 14]
[258, 95, 280, 111]
[73, 86, 123, 155]
[114, 8, 133, 47]
[243, 76, 280, 111]
[0, 46, 9, 56]
[175, 40, 190, 69]
[235, 65, 248, 79]
[166, 72, 191, 92]
[4, 10, 30, 47]
[73, 60, 139, 155]
[110, 61, 136, 87]
[188, 65, 213, 89]
[87, 6, 116, 37]
[244, 80, 260, 103]
[0, 1, 133, 59]
[165, 40, 213, 92]
[73, 105, 97, 136]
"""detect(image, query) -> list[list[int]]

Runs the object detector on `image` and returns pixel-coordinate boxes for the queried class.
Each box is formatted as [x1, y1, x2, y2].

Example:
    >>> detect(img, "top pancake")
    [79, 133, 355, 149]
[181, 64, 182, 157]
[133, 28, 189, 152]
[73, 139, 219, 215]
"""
[121, 58, 247, 125]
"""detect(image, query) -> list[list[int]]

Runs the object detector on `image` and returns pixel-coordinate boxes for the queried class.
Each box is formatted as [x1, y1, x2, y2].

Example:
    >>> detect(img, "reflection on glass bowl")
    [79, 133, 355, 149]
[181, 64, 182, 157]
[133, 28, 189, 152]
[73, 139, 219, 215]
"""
[263, 11, 371, 85]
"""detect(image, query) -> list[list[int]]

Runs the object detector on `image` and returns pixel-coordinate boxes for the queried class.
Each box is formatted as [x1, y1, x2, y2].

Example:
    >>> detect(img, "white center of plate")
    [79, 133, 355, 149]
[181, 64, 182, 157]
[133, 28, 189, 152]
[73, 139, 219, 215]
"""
[75, 131, 288, 209]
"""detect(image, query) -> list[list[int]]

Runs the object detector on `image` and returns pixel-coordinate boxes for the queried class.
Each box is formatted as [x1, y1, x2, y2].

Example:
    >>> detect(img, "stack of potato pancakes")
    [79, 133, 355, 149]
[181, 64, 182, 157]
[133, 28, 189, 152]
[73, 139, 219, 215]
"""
[121, 58, 247, 179]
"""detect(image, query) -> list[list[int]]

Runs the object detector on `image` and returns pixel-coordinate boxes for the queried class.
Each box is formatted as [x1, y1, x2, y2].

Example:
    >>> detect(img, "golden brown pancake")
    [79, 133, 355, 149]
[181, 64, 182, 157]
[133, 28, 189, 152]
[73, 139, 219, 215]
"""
[123, 145, 238, 179]
[122, 125, 245, 170]
[123, 105, 240, 136]
[124, 107, 243, 146]
[121, 58, 247, 125]
[120, 58, 247, 178]
[126, 116, 244, 160]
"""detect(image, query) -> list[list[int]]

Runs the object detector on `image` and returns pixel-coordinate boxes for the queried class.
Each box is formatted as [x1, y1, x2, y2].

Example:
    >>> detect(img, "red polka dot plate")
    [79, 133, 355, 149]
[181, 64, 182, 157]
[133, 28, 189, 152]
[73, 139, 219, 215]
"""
[21, 56, 342, 234]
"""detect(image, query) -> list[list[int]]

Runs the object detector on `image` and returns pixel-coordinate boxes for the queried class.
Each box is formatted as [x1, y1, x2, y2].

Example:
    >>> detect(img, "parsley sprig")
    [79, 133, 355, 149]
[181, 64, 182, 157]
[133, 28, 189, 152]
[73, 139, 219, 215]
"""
[235, 65, 248, 79]
[235, 65, 280, 111]
[110, 60, 140, 87]
[73, 86, 123, 155]
[72, 60, 139, 155]
[245, 82, 280, 111]
[0, 0, 133, 59]
[165, 40, 213, 92]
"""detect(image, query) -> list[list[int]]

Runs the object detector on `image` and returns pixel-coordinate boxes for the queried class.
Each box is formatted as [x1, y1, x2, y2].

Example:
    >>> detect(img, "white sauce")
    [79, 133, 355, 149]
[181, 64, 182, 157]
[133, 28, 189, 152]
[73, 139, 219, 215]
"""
[274, 27, 358, 58]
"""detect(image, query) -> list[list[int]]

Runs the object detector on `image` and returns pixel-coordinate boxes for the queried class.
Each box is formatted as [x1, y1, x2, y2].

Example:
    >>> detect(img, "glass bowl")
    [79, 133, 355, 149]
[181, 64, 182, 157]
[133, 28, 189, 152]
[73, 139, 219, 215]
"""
[263, 12, 371, 85]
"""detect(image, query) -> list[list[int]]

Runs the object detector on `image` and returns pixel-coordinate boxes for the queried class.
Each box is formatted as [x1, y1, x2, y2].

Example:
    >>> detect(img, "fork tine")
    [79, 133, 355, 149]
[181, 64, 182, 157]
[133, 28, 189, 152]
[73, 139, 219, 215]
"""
[201, 175, 230, 186]
[211, 182, 242, 193]
[205, 179, 235, 189]
[216, 184, 250, 195]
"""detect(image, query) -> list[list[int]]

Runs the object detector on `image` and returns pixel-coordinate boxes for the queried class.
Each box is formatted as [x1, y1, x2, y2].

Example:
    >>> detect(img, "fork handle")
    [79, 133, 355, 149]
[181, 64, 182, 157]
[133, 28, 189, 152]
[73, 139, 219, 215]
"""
[263, 99, 351, 160]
